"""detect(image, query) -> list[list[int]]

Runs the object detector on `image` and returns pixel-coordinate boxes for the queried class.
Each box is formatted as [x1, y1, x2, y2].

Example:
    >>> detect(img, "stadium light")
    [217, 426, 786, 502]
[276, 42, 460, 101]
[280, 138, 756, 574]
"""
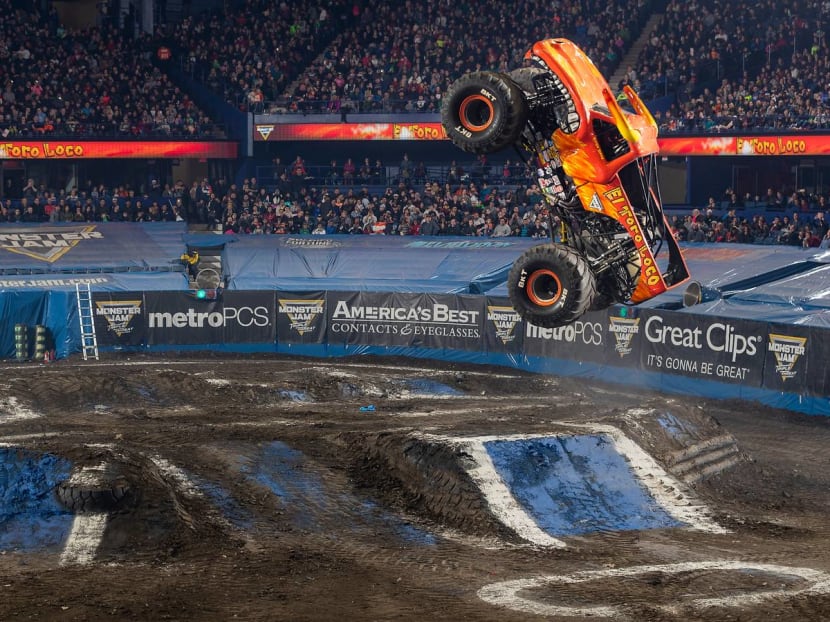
[193, 289, 219, 300]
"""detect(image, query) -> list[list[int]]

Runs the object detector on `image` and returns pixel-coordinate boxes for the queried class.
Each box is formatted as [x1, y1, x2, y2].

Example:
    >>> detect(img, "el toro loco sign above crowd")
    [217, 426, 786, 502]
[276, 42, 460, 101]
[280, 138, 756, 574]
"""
[90, 290, 827, 398]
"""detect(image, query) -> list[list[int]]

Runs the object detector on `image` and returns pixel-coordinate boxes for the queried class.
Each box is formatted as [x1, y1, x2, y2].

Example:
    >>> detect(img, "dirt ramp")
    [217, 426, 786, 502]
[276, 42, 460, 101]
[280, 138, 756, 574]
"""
[339, 432, 516, 541]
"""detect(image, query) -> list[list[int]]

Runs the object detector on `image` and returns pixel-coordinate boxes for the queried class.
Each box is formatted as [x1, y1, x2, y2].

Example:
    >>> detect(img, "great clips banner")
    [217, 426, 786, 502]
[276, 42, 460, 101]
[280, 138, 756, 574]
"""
[0, 141, 238, 159]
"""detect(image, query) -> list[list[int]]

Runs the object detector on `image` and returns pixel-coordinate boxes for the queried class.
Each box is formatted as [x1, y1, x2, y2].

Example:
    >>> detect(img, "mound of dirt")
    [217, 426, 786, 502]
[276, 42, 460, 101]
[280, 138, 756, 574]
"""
[2, 353, 830, 621]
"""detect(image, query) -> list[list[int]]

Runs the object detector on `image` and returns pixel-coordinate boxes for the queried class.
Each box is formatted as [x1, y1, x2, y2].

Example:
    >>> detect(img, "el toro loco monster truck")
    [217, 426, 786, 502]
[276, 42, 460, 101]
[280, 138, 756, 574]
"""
[441, 38, 690, 327]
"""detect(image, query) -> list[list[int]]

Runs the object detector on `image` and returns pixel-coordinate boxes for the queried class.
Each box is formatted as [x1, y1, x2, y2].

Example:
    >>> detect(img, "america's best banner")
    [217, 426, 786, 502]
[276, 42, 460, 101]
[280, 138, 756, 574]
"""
[325, 291, 483, 350]
[0, 141, 238, 159]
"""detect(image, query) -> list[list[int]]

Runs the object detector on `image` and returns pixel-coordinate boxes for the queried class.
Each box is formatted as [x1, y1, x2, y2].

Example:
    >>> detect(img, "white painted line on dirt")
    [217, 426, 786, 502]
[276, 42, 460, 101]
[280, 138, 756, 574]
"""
[312, 363, 525, 379]
[0, 361, 208, 373]
[431, 426, 725, 538]
[477, 561, 830, 619]
[205, 378, 231, 386]
[60, 513, 108, 566]
[0, 396, 42, 423]
[212, 419, 306, 428]
[463, 439, 567, 548]
[67, 461, 108, 486]
[147, 454, 203, 498]
[59, 462, 110, 567]
[0, 432, 60, 443]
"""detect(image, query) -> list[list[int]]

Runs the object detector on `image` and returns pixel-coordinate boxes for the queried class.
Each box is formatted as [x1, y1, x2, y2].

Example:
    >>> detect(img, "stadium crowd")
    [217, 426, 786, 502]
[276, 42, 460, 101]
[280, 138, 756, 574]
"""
[173, 0, 651, 114]
[611, 0, 830, 131]
[1, 0, 828, 137]
[0, 0, 219, 139]
[5, 162, 830, 250]
[3, 0, 830, 244]
[171, 0, 352, 112]
[167, 0, 830, 132]
[281, 0, 649, 115]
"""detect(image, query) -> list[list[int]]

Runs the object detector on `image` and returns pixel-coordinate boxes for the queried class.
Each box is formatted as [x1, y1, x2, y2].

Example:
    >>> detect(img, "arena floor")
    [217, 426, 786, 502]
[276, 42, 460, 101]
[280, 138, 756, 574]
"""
[2, 353, 830, 621]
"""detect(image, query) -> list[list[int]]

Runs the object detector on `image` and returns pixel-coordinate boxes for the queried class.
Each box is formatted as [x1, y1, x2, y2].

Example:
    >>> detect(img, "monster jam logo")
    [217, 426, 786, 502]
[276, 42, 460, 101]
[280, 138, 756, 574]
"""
[608, 316, 640, 357]
[95, 300, 142, 337]
[256, 125, 274, 140]
[768, 333, 807, 381]
[279, 299, 325, 335]
[486, 305, 521, 344]
[0, 226, 102, 262]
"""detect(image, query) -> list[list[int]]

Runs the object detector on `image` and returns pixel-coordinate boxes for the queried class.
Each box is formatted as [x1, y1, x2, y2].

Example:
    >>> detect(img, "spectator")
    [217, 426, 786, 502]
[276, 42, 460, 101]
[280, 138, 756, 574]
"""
[419, 211, 440, 236]
[492, 216, 512, 237]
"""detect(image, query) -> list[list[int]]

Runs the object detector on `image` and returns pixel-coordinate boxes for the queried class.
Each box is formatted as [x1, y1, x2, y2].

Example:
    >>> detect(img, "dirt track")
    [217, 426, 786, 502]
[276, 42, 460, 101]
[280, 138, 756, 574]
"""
[2, 353, 830, 621]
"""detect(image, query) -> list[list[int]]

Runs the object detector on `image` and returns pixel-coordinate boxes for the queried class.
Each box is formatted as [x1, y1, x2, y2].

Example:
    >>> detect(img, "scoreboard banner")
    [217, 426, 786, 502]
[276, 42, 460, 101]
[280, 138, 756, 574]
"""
[658, 135, 830, 157]
[254, 122, 446, 142]
[0, 141, 238, 159]
[252, 119, 830, 156]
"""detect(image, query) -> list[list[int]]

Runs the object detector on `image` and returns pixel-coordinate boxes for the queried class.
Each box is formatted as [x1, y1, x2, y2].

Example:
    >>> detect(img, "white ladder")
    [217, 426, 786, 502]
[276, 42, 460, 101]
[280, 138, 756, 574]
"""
[75, 283, 99, 361]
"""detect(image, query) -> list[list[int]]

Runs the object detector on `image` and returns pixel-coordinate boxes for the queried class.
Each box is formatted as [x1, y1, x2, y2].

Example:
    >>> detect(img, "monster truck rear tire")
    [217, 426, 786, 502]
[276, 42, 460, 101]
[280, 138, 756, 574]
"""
[588, 291, 615, 312]
[507, 244, 597, 328]
[441, 72, 528, 154]
[507, 67, 547, 95]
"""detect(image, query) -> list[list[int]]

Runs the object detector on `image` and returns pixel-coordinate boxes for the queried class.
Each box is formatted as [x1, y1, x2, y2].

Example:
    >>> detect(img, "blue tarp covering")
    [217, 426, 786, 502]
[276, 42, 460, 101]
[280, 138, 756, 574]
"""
[0, 222, 187, 274]
[677, 298, 830, 327]
[0, 273, 188, 292]
[637, 244, 828, 309]
[727, 263, 830, 309]
[223, 235, 539, 294]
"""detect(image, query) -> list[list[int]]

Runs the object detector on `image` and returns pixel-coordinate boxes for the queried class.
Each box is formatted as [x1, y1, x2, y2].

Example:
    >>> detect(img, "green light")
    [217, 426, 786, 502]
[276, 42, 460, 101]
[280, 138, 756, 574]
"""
[196, 289, 207, 299]
[619, 306, 628, 317]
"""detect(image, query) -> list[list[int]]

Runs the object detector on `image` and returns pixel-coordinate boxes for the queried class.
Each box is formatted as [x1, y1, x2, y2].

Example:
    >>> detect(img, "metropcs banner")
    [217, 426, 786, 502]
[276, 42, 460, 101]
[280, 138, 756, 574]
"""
[88, 289, 830, 399]
[0, 141, 238, 159]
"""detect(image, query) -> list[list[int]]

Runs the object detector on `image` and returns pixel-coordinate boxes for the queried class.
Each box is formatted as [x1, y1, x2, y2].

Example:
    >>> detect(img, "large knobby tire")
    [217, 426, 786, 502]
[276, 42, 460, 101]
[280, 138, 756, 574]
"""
[56, 478, 133, 513]
[507, 244, 597, 328]
[441, 71, 528, 154]
[507, 67, 547, 96]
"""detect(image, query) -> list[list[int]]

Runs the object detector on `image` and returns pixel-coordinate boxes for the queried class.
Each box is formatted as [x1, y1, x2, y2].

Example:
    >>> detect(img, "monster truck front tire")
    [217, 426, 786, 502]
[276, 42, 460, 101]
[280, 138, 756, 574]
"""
[507, 244, 597, 328]
[441, 72, 528, 154]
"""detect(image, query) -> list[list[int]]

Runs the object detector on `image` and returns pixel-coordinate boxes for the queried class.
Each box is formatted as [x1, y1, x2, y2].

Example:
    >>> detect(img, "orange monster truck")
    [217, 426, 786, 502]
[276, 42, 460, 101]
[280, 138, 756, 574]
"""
[441, 38, 690, 328]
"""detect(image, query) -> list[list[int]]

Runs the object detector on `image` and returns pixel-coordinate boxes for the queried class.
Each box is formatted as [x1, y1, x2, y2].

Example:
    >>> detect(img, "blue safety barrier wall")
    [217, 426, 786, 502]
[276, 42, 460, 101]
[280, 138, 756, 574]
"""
[0, 288, 818, 416]
[1, 224, 828, 416]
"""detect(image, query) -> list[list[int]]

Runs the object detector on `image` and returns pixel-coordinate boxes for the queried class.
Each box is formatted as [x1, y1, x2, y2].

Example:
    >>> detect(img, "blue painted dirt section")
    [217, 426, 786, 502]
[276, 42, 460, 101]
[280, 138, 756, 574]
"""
[194, 477, 254, 530]
[0, 448, 74, 552]
[485, 435, 684, 536]
[402, 378, 463, 397]
[242, 441, 436, 545]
